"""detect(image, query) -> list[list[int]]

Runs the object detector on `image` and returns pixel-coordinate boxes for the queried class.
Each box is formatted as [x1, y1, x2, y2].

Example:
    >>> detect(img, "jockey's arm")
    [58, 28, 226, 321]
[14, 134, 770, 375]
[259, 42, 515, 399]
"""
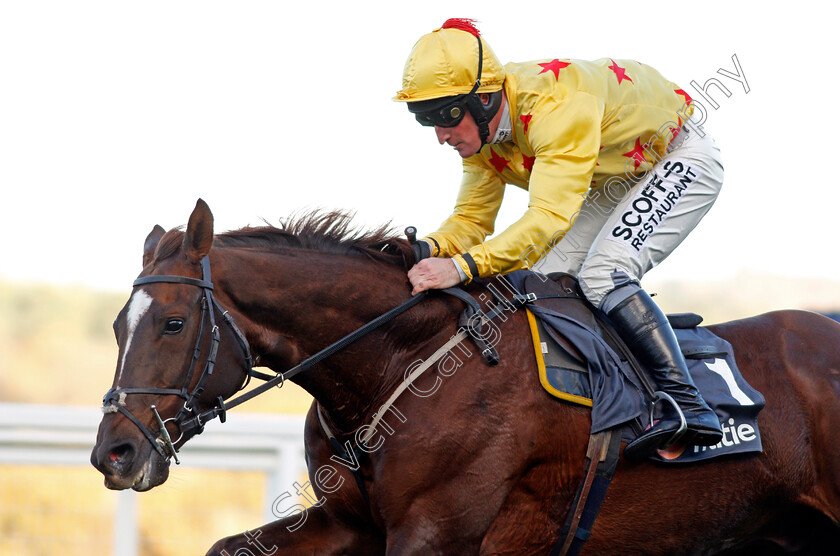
[426, 159, 506, 257]
[408, 158, 503, 294]
[433, 92, 603, 283]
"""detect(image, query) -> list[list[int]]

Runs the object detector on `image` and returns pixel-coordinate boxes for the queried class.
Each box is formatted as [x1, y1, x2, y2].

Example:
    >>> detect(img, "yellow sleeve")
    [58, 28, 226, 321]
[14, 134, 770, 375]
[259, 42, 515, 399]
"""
[424, 157, 505, 258]
[464, 92, 603, 279]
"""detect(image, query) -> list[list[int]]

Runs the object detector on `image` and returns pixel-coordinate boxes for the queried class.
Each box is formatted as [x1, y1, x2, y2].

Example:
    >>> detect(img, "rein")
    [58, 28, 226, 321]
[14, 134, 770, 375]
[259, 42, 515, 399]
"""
[102, 255, 432, 463]
[202, 288, 430, 417]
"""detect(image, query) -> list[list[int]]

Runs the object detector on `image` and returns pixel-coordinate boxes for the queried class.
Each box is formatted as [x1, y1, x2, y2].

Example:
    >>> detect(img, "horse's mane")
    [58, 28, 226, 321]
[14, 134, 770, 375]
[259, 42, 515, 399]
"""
[153, 210, 415, 269]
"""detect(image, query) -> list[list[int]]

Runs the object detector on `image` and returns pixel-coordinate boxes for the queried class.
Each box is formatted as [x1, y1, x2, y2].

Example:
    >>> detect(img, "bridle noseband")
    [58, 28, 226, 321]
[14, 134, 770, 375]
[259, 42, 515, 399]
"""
[101, 256, 253, 464]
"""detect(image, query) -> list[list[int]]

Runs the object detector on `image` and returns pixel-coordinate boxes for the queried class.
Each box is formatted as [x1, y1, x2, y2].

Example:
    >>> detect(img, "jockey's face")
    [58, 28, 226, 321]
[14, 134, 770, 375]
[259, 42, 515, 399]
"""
[431, 92, 504, 159]
[435, 111, 482, 158]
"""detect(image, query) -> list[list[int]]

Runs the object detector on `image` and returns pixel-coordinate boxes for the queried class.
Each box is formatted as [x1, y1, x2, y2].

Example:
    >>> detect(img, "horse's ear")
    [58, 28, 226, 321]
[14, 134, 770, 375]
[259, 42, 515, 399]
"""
[183, 198, 214, 264]
[143, 225, 166, 267]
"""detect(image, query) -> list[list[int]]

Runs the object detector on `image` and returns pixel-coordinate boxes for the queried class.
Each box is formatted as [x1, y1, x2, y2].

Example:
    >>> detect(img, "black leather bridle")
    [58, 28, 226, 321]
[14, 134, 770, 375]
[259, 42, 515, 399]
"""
[101, 256, 253, 464]
[101, 246, 505, 465]
[101, 255, 437, 464]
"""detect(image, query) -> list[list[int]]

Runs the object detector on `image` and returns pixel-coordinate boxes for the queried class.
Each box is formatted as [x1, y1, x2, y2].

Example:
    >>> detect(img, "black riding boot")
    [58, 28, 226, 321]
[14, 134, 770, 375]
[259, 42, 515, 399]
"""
[607, 289, 723, 461]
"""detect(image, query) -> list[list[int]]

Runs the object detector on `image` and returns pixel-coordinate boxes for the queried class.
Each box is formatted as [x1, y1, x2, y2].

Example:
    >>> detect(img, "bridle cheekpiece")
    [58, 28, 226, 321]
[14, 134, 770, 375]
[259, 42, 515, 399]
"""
[101, 256, 253, 464]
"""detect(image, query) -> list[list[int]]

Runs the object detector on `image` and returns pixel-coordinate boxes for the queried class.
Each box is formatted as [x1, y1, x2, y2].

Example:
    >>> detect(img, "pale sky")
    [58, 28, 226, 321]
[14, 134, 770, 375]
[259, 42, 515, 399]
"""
[1, 1, 836, 292]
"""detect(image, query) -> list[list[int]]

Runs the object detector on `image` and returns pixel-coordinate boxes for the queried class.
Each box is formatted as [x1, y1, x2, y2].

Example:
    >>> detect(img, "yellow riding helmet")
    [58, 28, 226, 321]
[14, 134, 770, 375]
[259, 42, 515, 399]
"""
[394, 19, 505, 102]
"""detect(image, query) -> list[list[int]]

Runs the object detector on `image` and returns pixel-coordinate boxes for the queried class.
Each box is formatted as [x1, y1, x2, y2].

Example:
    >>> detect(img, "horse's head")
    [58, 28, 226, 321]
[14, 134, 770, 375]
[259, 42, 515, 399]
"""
[91, 199, 252, 491]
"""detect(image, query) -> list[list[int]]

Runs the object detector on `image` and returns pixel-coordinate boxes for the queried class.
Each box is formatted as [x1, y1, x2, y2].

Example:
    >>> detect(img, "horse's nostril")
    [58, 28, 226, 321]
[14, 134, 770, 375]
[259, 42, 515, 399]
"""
[108, 443, 134, 467]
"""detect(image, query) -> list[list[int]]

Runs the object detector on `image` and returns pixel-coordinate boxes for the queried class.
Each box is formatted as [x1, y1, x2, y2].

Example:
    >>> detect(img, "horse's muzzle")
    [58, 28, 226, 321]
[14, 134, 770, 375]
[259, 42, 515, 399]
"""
[90, 435, 170, 491]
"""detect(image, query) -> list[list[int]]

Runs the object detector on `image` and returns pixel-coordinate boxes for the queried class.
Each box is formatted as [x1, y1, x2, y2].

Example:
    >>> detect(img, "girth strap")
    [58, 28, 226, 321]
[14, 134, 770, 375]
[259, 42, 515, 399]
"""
[552, 429, 623, 556]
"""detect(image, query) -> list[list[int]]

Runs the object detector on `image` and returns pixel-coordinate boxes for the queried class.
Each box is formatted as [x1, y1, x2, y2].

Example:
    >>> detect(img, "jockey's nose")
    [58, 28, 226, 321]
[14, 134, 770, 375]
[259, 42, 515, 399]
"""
[434, 126, 450, 145]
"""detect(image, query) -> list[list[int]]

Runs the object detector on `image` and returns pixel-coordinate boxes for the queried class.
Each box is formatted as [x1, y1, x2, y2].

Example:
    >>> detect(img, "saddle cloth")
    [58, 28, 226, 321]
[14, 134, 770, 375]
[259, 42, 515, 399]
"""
[503, 270, 765, 464]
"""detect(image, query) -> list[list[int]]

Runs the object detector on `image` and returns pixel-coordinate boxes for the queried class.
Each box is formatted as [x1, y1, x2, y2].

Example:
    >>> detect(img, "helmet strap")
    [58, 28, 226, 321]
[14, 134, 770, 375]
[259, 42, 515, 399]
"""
[464, 32, 503, 146]
[467, 94, 491, 145]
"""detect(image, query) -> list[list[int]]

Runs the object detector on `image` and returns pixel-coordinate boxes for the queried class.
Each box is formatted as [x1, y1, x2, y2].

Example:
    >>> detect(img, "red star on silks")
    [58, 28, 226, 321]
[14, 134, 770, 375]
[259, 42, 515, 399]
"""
[488, 149, 510, 173]
[522, 154, 536, 172]
[675, 88, 692, 105]
[622, 137, 647, 170]
[670, 117, 683, 141]
[520, 114, 533, 134]
[608, 59, 633, 84]
[595, 145, 603, 166]
[537, 59, 571, 80]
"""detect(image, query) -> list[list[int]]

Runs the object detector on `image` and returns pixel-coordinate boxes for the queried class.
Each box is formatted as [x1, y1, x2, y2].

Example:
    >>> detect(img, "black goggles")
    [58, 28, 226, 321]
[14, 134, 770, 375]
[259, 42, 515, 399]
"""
[409, 95, 470, 128]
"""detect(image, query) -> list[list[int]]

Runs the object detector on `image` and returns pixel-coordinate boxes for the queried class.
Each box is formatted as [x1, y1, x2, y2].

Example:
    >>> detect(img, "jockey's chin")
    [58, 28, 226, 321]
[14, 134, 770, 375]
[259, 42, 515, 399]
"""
[435, 116, 483, 159]
[453, 141, 481, 158]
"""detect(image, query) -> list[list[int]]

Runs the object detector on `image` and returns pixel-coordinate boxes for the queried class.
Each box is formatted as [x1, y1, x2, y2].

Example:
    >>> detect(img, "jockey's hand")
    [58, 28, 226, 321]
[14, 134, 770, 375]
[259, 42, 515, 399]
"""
[408, 258, 462, 295]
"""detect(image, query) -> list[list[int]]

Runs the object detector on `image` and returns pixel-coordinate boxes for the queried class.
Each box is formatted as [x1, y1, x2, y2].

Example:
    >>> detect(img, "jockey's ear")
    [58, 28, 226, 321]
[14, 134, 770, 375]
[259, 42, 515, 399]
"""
[183, 198, 214, 264]
[142, 225, 166, 267]
[479, 93, 491, 105]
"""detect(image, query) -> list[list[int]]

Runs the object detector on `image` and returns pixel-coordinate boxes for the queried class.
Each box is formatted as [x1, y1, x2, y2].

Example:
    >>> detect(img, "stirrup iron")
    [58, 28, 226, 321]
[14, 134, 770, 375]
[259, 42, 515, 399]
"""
[649, 391, 687, 448]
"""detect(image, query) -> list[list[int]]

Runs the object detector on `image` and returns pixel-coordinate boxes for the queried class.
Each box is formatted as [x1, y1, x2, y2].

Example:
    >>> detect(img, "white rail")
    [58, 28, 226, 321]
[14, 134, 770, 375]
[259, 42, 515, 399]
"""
[0, 402, 308, 556]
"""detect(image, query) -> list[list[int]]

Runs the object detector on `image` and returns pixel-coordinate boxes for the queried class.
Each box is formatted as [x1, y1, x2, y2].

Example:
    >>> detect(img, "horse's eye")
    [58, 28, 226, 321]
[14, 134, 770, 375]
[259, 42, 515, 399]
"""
[164, 318, 185, 334]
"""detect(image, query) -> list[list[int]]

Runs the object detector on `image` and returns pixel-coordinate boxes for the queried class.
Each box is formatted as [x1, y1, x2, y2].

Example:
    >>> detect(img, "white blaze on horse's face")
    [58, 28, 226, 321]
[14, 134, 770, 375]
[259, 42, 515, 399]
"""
[117, 289, 154, 383]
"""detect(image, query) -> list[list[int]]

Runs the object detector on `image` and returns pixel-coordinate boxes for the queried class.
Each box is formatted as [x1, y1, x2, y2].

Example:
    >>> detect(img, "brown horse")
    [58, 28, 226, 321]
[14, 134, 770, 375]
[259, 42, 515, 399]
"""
[91, 199, 840, 555]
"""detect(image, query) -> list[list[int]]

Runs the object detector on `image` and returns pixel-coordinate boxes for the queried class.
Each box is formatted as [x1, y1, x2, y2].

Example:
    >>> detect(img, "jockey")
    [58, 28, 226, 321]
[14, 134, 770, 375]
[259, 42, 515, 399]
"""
[395, 18, 724, 459]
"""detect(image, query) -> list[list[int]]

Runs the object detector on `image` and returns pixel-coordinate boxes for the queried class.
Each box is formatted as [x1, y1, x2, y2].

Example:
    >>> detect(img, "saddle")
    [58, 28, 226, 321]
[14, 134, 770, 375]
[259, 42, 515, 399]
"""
[500, 269, 765, 464]
[522, 272, 652, 406]
[523, 272, 703, 407]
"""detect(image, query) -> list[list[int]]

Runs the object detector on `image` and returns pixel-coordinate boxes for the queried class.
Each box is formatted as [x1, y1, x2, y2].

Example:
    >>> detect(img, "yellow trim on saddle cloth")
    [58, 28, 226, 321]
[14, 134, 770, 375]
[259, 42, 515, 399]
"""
[526, 308, 593, 408]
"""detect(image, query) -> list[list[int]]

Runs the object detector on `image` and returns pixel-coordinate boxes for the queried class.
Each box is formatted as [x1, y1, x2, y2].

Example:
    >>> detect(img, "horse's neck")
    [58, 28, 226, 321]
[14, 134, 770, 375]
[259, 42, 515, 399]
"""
[215, 248, 449, 428]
